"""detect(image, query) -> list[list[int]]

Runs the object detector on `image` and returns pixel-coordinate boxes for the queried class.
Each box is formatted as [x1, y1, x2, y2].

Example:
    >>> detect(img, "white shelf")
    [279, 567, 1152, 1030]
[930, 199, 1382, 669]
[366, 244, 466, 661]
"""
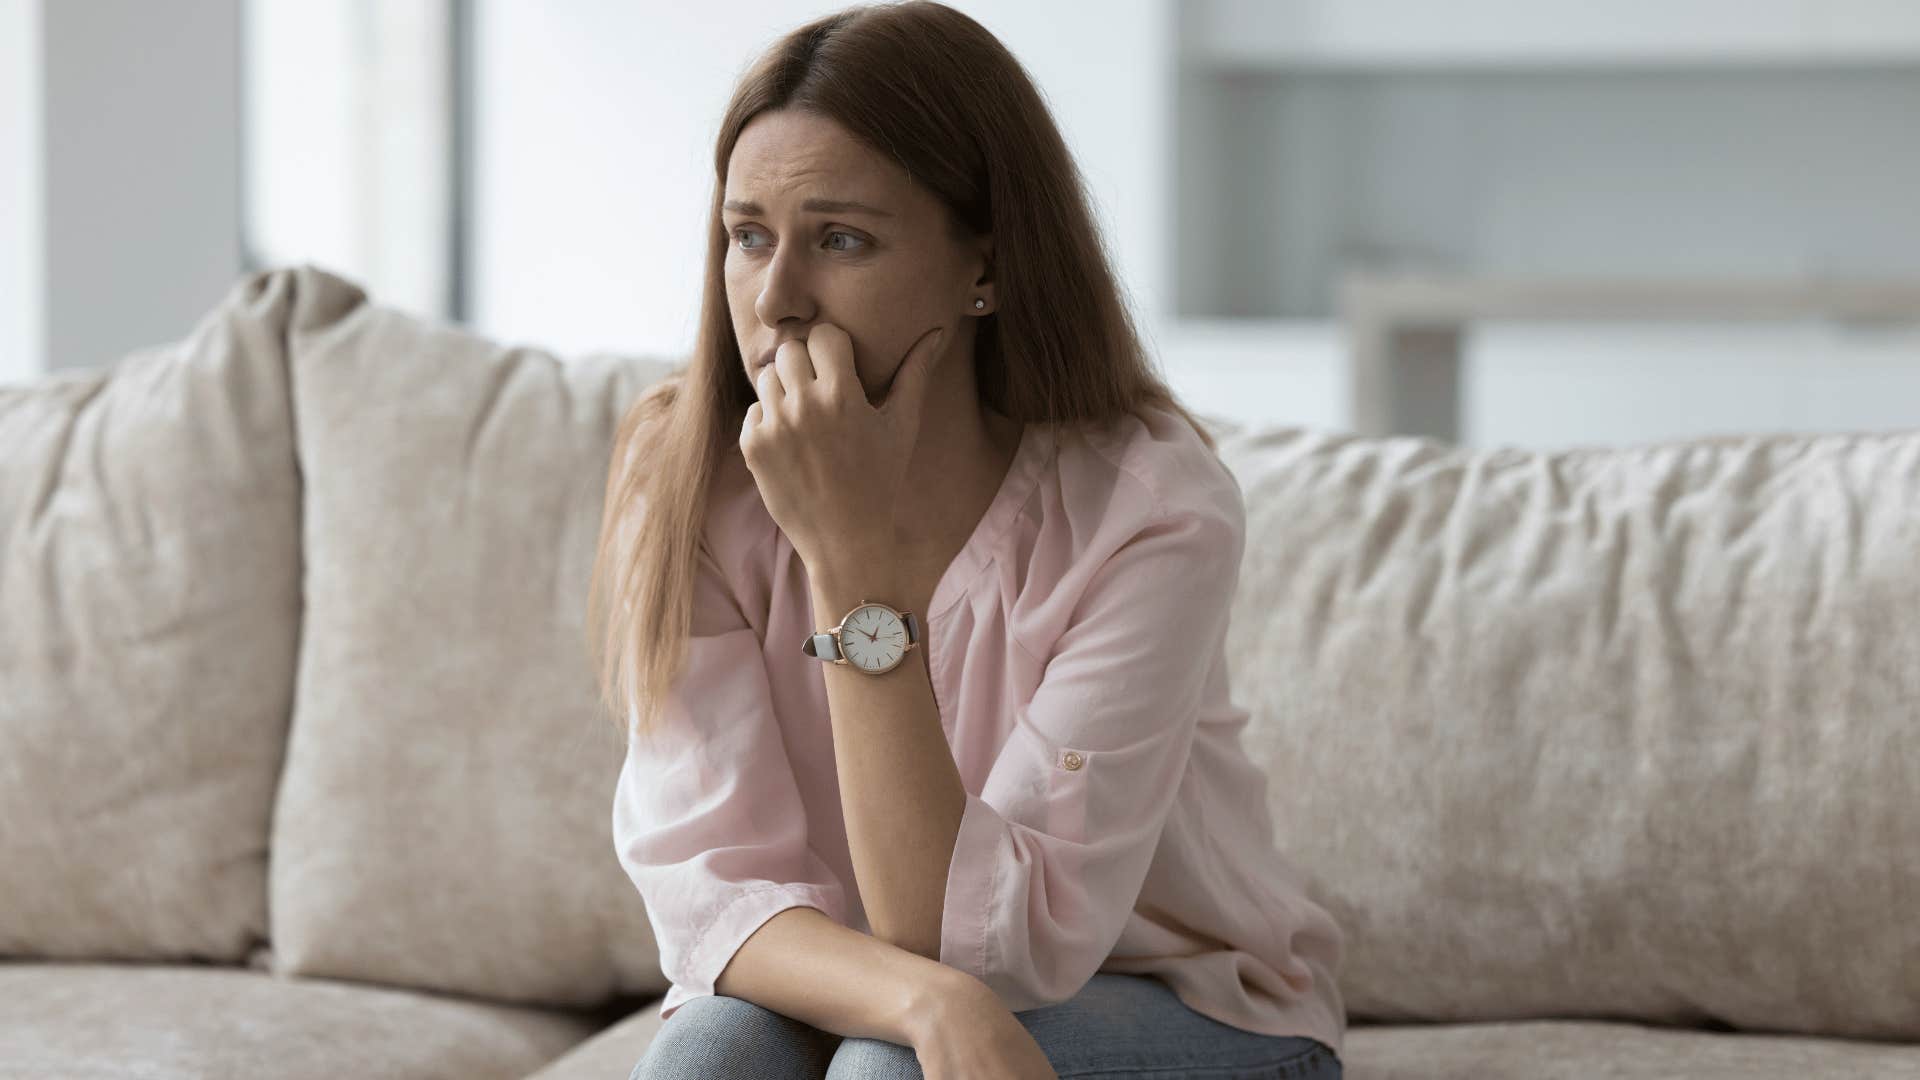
[1184, 0, 1920, 70]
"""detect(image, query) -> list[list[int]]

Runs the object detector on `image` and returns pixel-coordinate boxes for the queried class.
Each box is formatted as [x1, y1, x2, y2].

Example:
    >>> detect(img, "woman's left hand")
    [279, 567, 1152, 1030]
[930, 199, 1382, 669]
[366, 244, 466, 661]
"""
[909, 975, 1059, 1080]
[740, 322, 947, 571]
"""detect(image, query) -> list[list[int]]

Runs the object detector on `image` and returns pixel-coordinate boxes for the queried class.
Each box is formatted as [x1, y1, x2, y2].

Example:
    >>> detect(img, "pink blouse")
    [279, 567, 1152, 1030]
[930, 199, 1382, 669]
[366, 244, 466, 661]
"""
[611, 403, 1346, 1057]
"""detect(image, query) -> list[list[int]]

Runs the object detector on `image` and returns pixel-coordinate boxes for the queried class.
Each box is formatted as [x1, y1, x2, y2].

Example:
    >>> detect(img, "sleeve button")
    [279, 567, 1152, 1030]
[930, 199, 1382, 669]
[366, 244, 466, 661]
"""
[1062, 751, 1083, 771]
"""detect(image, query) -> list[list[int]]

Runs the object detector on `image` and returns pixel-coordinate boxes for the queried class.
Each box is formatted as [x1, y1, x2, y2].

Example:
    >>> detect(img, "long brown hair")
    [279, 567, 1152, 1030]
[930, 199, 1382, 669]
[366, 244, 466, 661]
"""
[586, 0, 1219, 744]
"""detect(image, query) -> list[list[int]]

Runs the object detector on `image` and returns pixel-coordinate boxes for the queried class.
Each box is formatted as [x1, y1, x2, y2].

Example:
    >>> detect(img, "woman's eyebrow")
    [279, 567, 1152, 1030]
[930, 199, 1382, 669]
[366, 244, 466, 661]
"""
[722, 197, 895, 218]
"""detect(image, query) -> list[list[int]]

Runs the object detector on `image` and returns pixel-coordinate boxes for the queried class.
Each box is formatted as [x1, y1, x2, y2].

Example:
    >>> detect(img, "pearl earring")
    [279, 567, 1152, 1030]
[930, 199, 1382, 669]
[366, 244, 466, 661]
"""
[973, 298, 986, 310]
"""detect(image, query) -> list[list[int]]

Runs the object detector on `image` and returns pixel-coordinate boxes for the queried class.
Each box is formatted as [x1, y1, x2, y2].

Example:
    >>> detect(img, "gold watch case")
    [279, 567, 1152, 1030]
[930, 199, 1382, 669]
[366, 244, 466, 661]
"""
[824, 600, 917, 675]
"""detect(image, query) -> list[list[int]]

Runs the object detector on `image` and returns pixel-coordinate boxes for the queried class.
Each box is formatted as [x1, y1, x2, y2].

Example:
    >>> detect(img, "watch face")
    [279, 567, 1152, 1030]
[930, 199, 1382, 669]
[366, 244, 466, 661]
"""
[839, 603, 909, 673]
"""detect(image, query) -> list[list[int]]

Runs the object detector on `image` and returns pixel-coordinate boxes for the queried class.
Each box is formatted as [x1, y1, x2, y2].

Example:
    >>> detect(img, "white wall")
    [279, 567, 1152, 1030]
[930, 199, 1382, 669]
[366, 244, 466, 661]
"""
[2, 0, 245, 384]
[471, 0, 1175, 362]
[467, 1, 1920, 449]
[43, 0, 243, 374]
[243, 0, 453, 320]
[0, 0, 44, 386]
[4, 1, 1915, 444]
[242, 2, 360, 289]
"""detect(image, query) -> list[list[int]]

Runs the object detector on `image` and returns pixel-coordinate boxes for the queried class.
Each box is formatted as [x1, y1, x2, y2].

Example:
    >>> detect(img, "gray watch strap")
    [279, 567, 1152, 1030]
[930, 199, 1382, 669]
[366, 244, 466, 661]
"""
[804, 610, 920, 661]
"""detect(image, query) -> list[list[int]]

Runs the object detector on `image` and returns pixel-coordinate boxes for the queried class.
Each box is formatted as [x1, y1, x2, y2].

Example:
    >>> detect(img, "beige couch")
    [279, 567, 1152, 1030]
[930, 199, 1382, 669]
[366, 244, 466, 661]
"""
[2, 264, 1915, 1079]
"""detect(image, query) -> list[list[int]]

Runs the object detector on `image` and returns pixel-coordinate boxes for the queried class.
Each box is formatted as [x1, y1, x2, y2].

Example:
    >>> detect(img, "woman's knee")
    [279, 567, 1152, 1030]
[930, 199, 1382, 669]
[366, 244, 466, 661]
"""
[823, 1035, 922, 1080]
[631, 994, 835, 1080]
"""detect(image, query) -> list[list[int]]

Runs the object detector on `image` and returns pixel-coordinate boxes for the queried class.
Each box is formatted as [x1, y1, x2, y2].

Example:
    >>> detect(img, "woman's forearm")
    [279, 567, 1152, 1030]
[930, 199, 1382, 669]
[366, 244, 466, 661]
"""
[806, 568, 967, 960]
[712, 904, 975, 1047]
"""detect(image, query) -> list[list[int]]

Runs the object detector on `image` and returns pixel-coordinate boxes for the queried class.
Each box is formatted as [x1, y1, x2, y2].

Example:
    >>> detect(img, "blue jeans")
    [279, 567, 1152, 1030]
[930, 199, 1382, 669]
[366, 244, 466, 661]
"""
[630, 971, 1342, 1079]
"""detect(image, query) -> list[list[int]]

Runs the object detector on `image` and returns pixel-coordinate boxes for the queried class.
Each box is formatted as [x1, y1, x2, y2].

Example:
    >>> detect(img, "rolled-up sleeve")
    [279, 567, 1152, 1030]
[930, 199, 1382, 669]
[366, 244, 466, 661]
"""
[611, 535, 847, 1019]
[938, 492, 1246, 1010]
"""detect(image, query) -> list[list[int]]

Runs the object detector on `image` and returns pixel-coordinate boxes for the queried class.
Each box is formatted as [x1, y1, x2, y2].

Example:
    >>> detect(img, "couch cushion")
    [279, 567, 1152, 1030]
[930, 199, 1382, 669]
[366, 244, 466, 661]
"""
[264, 264, 675, 1008]
[1342, 1019, 1920, 1079]
[522, 998, 668, 1080]
[1218, 425, 1920, 1042]
[0, 270, 329, 962]
[0, 962, 607, 1080]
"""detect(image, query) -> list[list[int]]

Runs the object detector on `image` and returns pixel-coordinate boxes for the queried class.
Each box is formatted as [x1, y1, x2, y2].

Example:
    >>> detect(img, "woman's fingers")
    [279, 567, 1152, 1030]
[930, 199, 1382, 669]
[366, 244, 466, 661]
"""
[772, 338, 815, 401]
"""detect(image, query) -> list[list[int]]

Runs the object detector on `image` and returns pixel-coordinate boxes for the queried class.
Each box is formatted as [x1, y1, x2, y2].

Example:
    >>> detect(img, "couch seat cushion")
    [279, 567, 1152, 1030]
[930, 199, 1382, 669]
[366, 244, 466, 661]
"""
[522, 998, 667, 1080]
[1344, 1019, 1920, 1079]
[0, 961, 610, 1080]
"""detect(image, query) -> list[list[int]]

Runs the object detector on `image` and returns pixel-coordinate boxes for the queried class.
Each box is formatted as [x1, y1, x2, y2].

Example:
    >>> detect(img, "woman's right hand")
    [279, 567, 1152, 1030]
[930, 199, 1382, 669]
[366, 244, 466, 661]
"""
[909, 974, 1058, 1080]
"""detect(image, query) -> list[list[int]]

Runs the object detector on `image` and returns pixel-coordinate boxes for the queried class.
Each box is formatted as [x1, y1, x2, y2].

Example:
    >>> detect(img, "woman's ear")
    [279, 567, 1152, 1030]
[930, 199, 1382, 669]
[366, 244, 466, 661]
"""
[976, 234, 994, 280]
[970, 234, 995, 313]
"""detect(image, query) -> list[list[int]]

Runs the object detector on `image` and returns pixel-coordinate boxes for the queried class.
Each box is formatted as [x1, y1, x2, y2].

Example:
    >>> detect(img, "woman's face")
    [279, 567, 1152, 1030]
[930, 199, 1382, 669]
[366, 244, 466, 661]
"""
[721, 108, 991, 405]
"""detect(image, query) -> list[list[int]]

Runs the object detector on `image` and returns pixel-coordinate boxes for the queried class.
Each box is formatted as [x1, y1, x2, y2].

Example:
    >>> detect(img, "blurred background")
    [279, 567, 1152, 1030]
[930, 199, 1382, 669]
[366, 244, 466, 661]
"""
[4, 0, 1919, 448]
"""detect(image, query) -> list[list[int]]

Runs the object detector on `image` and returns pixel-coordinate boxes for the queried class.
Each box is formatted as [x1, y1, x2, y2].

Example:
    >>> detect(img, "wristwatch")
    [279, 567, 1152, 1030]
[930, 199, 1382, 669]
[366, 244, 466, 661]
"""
[801, 600, 921, 675]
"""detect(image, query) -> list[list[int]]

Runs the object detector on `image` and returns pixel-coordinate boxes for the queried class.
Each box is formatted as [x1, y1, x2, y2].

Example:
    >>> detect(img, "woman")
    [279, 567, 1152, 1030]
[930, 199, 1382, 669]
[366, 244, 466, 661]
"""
[588, 3, 1346, 1077]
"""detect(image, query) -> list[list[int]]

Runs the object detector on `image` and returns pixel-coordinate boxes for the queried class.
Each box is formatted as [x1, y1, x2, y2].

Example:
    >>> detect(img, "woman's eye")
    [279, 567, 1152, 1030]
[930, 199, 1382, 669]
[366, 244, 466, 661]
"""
[730, 228, 864, 253]
[824, 230, 865, 252]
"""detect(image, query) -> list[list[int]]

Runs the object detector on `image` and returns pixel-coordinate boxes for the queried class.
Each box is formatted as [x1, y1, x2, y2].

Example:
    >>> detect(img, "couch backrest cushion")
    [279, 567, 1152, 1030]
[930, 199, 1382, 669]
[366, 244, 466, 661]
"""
[264, 265, 674, 1008]
[0, 271, 320, 961]
[1216, 425, 1920, 1042]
